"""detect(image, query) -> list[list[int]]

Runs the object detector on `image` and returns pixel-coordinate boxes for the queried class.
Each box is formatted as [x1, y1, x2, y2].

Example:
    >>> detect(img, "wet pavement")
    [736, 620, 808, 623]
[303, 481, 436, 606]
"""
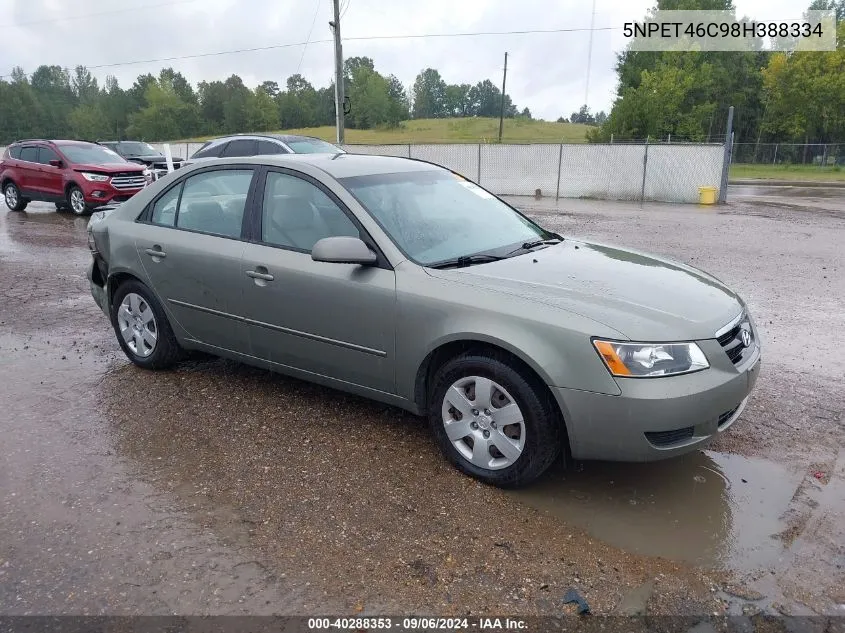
[1, 191, 844, 617]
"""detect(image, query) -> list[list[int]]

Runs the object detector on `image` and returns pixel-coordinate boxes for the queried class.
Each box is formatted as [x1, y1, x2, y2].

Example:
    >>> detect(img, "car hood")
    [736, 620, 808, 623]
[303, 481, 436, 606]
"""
[426, 239, 743, 341]
[72, 162, 145, 173]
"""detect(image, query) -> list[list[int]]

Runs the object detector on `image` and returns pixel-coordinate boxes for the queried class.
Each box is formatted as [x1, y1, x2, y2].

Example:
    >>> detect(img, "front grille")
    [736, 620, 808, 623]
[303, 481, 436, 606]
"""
[718, 405, 740, 428]
[110, 174, 146, 190]
[716, 313, 754, 365]
[645, 426, 694, 447]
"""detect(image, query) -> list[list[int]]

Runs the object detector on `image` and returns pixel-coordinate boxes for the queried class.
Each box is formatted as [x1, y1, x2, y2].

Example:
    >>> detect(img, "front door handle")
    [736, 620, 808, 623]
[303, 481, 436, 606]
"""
[144, 246, 166, 259]
[246, 269, 274, 282]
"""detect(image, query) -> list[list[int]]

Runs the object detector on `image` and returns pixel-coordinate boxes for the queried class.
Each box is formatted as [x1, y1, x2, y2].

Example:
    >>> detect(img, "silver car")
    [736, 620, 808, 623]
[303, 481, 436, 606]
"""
[87, 154, 761, 487]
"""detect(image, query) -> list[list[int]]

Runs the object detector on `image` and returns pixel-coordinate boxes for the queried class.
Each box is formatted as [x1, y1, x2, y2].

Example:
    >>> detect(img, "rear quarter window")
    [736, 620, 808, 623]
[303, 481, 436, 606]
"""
[9, 146, 22, 159]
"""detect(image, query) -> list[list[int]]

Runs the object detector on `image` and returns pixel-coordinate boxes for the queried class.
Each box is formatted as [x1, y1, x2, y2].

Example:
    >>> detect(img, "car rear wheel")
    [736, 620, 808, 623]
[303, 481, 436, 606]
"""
[111, 280, 183, 370]
[67, 185, 88, 215]
[428, 352, 562, 488]
[4, 182, 27, 211]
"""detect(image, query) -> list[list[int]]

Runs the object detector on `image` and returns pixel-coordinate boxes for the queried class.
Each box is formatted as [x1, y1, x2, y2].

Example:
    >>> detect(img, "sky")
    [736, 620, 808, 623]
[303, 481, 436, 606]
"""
[2, 0, 811, 121]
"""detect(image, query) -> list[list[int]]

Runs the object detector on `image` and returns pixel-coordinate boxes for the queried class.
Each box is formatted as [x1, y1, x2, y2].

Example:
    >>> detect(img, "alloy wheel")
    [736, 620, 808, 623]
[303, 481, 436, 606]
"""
[5, 185, 18, 209]
[70, 189, 86, 215]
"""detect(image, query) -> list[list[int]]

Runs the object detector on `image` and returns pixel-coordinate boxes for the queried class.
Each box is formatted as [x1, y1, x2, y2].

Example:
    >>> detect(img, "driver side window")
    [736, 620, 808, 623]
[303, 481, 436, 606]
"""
[261, 171, 358, 252]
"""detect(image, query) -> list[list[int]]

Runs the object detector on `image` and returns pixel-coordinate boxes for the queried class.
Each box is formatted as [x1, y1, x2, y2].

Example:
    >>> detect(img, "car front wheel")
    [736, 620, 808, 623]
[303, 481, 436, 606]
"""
[428, 352, 562, 488]
[67, 185, 88, 215]
[110, 280, 183, 370]
[4, 182, 27, 211]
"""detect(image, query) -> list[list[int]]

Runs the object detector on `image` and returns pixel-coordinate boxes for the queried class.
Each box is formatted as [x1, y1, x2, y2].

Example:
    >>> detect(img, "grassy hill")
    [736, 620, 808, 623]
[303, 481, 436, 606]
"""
[187, 117, 591, 144]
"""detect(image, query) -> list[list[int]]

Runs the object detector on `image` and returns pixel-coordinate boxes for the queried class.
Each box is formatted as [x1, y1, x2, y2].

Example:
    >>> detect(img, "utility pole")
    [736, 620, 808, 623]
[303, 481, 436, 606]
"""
[497, 52, 508, 143]
[330, 0, 345, 144]
[584, 0, 596, 107]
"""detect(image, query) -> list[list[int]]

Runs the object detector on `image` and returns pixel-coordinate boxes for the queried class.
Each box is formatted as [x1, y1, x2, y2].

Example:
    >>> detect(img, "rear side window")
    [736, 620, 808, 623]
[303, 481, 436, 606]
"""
[175, 169, 253, 238]
[257, 140, 286, 155]
[221, 139, 258, 158]
[9, 146, 22, 159]
[19, 146, 39, 162]
[151, 184, 180, 226]
[191, 142, 224, 159]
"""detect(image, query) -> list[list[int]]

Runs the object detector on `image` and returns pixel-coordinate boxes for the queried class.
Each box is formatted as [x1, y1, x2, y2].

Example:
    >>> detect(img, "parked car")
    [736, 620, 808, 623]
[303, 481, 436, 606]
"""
[98, 140, 184, 181]
[185, 134, 344, 165]
[86, 154, 761, 488]
[1, 139, 147, 215]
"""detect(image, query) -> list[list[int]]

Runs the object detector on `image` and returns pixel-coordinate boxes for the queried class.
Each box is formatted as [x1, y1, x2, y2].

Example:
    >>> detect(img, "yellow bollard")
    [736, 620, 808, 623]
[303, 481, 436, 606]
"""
[698, 186, 717, 205]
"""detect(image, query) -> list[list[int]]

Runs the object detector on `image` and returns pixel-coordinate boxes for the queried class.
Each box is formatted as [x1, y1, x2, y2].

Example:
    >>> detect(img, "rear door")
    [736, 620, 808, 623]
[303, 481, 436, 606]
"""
[16, 146, 41, 194]
[133, 166, 257, 354]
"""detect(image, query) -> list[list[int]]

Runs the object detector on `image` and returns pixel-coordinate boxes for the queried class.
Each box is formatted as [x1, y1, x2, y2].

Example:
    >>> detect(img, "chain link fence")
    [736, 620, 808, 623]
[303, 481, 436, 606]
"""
[733, 142, 844, 166]
[340, 142, 726, 203]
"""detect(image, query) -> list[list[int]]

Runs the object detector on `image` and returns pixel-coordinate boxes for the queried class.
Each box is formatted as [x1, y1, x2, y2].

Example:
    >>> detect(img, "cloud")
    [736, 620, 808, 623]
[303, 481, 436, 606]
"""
[1, 0, 810, 121]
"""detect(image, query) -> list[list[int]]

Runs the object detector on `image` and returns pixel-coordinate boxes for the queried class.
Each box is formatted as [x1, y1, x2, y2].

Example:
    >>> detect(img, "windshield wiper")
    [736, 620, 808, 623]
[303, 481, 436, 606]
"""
[428, 253, 506, 269]
[505, 237, 562, 257]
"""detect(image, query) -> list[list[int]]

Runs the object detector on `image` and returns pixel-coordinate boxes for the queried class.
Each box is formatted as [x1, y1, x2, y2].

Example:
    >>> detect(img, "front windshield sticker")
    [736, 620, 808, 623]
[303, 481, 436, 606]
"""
[459, 181, 494, 199]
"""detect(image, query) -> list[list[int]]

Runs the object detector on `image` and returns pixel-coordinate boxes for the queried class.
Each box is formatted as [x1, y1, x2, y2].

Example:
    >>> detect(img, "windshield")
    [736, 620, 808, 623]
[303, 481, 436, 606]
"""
[285, 138, 343, 154]
[60, 145, 127, 165]
[340, 171, 550, 265]
[118, 141, 158, 156]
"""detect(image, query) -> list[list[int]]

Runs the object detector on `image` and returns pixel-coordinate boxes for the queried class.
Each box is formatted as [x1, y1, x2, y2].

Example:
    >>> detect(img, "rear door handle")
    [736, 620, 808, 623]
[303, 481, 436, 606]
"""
[246, 270, 274, 281]
[144, 246, 166, 258]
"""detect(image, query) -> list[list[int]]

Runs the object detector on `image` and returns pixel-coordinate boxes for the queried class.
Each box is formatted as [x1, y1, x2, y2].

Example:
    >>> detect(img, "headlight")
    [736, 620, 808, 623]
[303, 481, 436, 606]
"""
[593, 340, 709, 378]
[81, 172, 110, 182]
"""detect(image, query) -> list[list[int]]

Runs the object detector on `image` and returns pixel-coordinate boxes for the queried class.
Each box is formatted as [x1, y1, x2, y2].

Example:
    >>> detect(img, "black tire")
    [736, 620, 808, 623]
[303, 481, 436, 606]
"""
[110, 280, 183, 370]
[3, 181, 27, 211]
[428, 352, 563, 488]
[67, 185, 89, 216]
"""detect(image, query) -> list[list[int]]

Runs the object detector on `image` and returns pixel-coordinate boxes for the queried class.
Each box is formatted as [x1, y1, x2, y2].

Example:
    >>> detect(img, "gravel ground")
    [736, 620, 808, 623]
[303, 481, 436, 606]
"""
[1, 187, 843, 617]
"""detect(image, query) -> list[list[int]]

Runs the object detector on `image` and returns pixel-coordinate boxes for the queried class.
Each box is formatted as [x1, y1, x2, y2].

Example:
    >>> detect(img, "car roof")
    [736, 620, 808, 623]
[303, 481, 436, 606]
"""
[203, 134, 333, 145]
[194, 153, 444, 179]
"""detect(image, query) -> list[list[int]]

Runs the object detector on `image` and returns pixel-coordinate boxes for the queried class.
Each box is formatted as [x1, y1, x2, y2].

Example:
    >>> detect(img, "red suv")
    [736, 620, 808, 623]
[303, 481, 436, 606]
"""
[1, 139, 147, 215]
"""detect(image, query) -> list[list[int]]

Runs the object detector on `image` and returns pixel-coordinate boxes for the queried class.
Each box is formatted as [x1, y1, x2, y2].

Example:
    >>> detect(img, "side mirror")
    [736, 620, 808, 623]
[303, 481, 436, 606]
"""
[311, 236, 377, 265]
[48, 159, 62, 168]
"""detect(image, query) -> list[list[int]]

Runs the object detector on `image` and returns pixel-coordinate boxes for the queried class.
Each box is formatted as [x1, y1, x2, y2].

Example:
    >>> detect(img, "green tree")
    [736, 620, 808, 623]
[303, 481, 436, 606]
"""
[761, 21, 845, 146]
[197, 80, 228, 132]
[127, 80, 200, 140]
[412, 69, 447, 118]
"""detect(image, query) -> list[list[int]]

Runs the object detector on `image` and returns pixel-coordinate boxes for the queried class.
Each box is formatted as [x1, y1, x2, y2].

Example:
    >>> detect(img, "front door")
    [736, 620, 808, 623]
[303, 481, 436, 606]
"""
[133, 167, 256, 354]
[37, 147, 64, 200]
[240, 169, 397, 393]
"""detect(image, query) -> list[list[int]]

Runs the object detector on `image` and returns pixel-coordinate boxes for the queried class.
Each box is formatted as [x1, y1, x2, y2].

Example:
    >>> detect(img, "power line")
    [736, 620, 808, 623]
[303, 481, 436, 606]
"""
[1, 25, 620, 79]
[340, 0, 352, 19]
[297, 0, 323, 76]
[0, 0, 200, 28]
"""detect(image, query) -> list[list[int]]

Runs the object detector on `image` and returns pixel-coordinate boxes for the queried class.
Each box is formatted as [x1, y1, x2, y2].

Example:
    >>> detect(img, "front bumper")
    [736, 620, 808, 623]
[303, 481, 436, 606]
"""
[552, 338, 761, 461]
[83, 187, 144, 207]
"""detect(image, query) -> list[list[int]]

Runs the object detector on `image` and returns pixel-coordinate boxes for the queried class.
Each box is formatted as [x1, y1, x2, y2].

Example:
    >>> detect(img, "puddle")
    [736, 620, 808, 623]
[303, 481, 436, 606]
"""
[509, 450, 802, 571]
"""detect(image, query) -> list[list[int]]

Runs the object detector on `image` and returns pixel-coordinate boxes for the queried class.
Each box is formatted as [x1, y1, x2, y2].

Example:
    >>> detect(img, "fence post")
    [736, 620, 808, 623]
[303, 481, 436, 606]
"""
[610, 133, 614, 144]
[773, 143, 778, 165]
[407, 143, 412, 158]
[640, 136, 649, 207]
[555, 143, 563, 201]
[476, 143, 482, 184]
[821, 144, 828, 168]
[718, 106, 734, 204]
[667, 133, 671, 144]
